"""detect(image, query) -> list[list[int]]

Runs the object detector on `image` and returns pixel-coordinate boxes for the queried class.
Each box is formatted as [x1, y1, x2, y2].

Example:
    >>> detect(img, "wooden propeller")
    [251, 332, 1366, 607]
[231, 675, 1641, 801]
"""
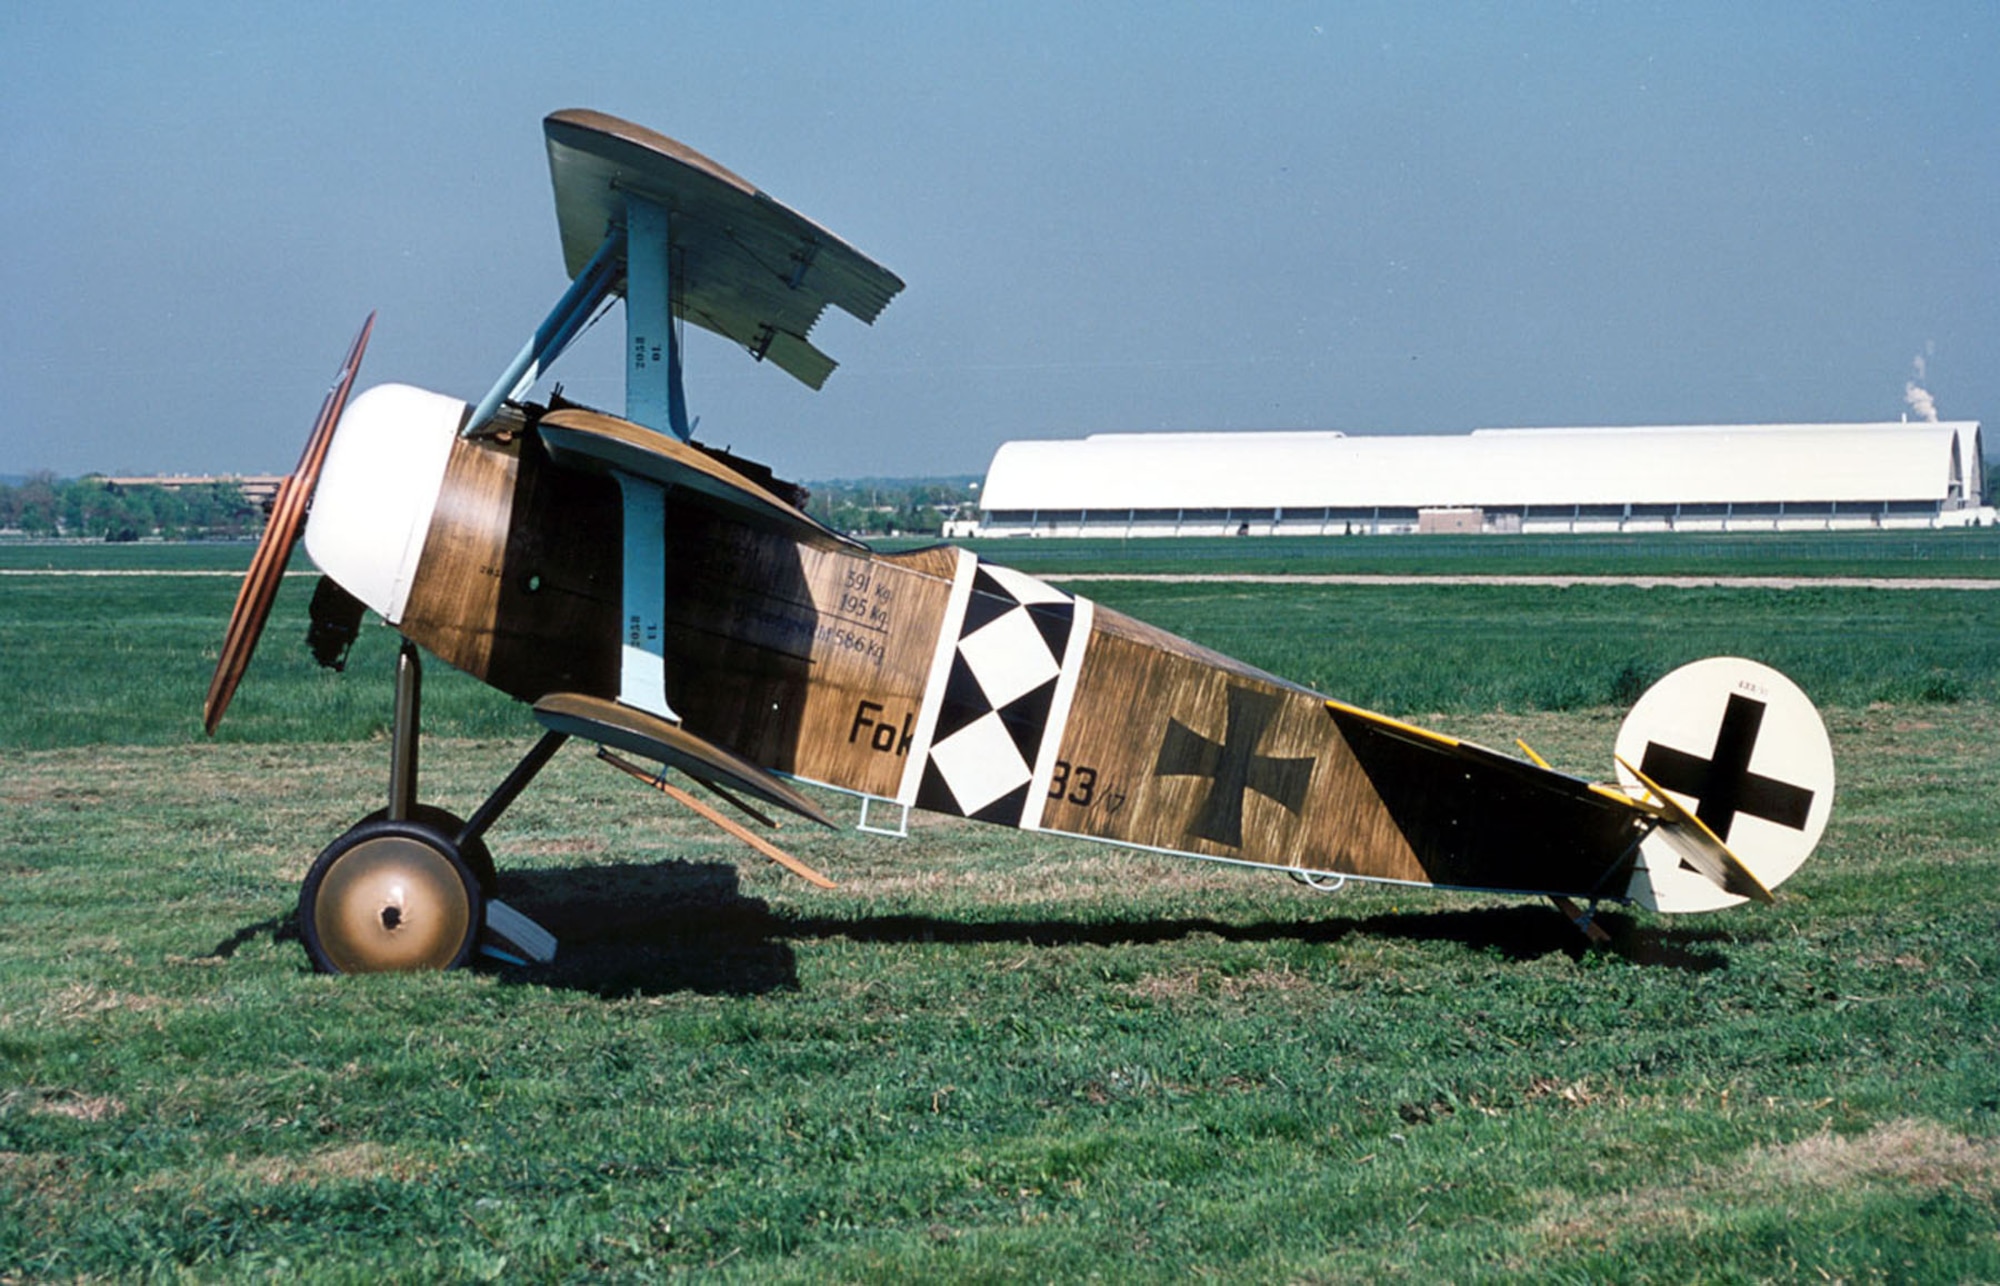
[203, 314, 376, 734]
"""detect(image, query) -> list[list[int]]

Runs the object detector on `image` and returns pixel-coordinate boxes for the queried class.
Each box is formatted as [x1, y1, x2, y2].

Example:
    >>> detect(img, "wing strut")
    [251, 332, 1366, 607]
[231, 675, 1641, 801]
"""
[615, 472, 676, 720]
[598, 749, 836, 889]
[466, 227, 626, 437]
[624, 195, 693, 440]
[465, 191, 697, 442]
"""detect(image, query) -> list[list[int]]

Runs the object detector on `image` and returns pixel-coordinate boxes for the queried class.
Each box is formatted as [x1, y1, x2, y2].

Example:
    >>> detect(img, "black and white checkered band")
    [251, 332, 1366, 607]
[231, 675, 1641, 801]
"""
[914, 561, 1084, 825]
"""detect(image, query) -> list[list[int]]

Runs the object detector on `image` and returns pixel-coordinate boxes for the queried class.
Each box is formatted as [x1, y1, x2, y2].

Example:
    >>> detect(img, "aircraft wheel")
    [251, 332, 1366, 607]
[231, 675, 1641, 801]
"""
[350, 804, 498, 896]
[298, 819, 482, 974]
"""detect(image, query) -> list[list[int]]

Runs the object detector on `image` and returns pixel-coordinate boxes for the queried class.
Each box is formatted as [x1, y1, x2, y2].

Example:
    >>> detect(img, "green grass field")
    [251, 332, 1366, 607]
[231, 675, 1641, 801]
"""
[3, 544, 1997, 1279]
[10, 524, 2000, 576]
[5, 546, 2000, 748]
[0, 541, 261, 572]
[935, 527, 2000, 579]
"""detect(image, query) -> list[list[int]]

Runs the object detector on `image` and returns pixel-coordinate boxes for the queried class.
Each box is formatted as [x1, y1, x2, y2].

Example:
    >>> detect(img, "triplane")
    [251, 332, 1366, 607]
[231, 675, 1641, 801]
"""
[204, 111, 1835, 973]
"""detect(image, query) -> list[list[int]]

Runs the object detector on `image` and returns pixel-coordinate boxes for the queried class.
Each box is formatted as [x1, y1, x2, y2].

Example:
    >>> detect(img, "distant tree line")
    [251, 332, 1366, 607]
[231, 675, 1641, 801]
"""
[0, 471, 983, 541]
[803, 477, 981, 536]
[0, 474, 265, 540]
[8, 465, 1994, 541]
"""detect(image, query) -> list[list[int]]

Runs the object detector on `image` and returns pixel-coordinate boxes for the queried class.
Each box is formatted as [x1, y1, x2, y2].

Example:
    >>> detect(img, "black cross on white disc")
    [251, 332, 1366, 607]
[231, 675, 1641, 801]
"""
[1612, 657, 1835, 913]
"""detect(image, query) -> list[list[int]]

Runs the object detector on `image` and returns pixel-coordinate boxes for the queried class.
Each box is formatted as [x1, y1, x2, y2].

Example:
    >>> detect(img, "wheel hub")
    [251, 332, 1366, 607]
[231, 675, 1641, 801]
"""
[311, 833, 474, 972]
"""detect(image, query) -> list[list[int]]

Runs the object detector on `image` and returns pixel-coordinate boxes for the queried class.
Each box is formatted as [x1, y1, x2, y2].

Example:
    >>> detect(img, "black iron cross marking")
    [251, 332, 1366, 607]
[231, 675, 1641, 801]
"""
[1153, 686, 1313, 848]
[1639, 693, 1814, 841]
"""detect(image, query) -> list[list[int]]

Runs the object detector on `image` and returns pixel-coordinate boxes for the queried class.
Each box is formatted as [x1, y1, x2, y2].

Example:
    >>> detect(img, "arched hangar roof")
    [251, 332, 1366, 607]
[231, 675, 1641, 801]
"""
[978, 423, 1981, 512]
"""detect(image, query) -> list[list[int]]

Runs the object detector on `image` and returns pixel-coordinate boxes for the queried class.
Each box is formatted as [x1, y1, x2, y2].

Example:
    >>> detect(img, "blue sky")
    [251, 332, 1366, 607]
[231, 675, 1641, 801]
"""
[3, 2, 1994, 481]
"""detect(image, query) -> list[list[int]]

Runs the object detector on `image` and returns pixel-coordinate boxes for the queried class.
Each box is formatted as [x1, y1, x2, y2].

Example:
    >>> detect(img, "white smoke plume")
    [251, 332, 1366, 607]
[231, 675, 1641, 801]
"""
[1904, 354, 1939, 422]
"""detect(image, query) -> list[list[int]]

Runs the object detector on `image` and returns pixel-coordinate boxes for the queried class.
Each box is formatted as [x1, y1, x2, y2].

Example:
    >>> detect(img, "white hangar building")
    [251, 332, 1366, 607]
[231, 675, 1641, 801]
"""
[973, 421, 1988, 537]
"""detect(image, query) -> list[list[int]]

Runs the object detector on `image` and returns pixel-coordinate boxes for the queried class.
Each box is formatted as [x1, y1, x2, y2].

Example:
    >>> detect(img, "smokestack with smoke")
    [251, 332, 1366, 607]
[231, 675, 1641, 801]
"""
[1904, 354, 1939, 423]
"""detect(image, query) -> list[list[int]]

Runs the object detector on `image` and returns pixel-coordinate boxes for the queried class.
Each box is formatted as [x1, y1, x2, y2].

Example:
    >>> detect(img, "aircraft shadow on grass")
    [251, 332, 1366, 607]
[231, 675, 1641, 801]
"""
[207, 860, 1748, 998]
[496, 860, 1747, 996]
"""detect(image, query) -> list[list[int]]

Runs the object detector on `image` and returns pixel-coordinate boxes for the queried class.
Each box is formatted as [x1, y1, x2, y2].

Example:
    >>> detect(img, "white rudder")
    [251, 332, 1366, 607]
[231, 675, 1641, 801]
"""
[1612, 657, 1835, 913]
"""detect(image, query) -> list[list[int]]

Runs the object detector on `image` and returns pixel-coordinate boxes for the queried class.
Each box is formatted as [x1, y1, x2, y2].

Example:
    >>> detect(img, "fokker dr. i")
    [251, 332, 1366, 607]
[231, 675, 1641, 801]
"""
[204, 111, 1835, 973]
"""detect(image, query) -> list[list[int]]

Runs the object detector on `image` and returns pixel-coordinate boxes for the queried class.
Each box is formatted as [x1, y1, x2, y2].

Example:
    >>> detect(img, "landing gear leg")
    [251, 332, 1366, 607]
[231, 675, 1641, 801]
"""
[345, 640, 498, 893]
[295, 639, 568, 973]
[389, 639, 421, 821]
[296, 639, 488, 973]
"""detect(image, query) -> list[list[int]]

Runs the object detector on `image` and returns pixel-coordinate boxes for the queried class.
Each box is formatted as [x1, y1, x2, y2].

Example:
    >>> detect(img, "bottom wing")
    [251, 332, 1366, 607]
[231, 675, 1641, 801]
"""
[533, 691, 834, 828]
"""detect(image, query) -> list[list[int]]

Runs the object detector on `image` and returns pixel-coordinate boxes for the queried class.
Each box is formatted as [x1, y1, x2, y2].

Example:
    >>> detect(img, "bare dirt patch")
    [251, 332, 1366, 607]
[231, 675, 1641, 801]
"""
[1533, 1118, 1998, 1249]
[43, 983, 167, 1021]
[1523, 1076, 1609, 1108]
[232, 1141, 435, 1187]
[0, 1150, 64, 1179]
[0, 1150, 81, 1200]
[0, 774, 105, 808]
[32, 1091, 127, 1123]
[1747, 1118, 2000, 1194]
[517, 835, 610, 858]
[1127, 969, 1204, 1003]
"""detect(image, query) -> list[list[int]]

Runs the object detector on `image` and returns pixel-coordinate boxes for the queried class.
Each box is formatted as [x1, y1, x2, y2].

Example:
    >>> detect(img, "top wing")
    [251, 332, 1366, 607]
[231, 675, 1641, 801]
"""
[544, 110, 905, 390]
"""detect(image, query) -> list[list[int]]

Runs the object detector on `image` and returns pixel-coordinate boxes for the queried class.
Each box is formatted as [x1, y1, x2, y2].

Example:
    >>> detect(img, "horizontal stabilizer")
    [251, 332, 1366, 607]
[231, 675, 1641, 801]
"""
[1320, 698, 1655, 897]
[1617, 756, 1774, 904]
[539, 408, 860, 553]
[534, 692, 835, 829]
[544, 110, 904, 390]
[1327, 698, 1633, 805]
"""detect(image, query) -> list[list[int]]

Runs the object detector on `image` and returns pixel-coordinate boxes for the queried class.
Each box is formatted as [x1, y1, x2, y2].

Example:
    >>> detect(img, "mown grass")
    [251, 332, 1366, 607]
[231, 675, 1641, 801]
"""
[11, 525, 2000, 577]
[2, 546, 1997, 1279]
[936, 527, 2000, 578]
[2, 564, 1996, 747]
[0, 540, 261, 572]
[2, 708, 1995, 1280]
[0, 572, 522, 748]
[1083, 580, 2000, 711]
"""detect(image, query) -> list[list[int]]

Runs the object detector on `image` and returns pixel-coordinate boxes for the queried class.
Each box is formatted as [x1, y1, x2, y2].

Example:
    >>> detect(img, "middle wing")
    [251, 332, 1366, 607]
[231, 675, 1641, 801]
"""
[538, 407, 860, 554]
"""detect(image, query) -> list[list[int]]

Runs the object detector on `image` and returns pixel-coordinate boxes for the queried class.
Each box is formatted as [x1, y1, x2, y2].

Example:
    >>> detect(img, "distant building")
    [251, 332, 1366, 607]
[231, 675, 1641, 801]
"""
[98, 474, 285, 509]
[974, 421, 1988, 537]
